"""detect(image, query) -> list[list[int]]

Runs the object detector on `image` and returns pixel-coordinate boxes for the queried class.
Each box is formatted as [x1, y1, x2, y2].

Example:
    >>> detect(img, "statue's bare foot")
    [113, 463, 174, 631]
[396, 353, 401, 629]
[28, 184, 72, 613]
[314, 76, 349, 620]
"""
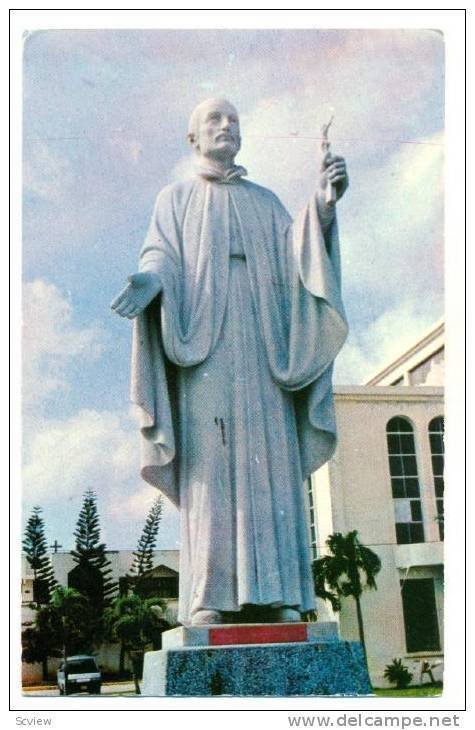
[274, 607, 301, 623]
[191, 610, 223, 625]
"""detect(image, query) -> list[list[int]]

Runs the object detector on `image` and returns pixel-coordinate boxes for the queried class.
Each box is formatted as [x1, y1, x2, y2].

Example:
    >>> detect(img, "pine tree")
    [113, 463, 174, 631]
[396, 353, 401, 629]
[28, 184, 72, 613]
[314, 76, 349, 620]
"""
[130, 495, 163, 578]
[70, 490, 117, 611]
[22, 506, 57, 604]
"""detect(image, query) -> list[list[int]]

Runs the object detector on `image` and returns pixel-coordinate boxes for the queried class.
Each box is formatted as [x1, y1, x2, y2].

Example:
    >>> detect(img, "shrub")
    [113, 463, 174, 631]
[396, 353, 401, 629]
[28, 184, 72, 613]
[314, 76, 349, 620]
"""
[384, 658, 413, 689]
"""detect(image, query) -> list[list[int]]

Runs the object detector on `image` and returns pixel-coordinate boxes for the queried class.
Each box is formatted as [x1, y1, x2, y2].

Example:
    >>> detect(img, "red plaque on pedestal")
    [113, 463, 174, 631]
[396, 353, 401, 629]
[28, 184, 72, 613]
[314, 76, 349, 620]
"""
[209, 623, 308, 646]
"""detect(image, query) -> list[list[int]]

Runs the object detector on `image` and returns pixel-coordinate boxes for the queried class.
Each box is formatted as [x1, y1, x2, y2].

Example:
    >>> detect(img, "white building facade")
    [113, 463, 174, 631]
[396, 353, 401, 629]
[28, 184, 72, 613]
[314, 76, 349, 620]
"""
[310, 321, 444, 687]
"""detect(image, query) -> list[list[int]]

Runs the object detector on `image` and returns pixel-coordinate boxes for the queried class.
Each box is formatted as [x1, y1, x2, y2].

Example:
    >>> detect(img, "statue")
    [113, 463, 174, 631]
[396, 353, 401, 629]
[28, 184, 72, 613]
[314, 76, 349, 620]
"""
[111, 99, 349, 626]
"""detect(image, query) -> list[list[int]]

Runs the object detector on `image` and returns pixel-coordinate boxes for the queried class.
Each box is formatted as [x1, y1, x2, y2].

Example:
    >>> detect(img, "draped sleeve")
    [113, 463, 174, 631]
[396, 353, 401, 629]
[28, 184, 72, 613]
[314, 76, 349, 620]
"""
[130, 186, 183, 505]
[233, 182, 348, 478]
[130, 178, 232, 505]
[286, 192, 348, 478]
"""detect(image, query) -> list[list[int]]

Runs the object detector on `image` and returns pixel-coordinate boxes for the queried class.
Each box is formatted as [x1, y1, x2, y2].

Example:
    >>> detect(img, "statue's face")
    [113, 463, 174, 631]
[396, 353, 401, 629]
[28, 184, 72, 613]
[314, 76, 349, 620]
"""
[189, 99, 241, 162]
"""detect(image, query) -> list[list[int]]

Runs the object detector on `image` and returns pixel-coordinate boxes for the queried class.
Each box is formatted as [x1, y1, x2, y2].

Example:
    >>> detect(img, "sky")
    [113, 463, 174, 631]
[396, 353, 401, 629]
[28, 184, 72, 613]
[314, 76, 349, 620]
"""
[22, 28, 445, 552]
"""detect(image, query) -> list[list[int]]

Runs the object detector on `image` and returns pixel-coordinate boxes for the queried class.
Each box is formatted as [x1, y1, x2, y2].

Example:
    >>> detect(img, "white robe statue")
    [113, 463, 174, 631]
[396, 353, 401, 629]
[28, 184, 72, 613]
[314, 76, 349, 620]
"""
[112, 99, 349, 626]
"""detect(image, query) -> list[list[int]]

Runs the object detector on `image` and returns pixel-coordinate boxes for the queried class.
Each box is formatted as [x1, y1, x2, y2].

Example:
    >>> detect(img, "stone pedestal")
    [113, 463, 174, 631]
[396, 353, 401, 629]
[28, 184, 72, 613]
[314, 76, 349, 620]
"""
[142, 623, 373, 696]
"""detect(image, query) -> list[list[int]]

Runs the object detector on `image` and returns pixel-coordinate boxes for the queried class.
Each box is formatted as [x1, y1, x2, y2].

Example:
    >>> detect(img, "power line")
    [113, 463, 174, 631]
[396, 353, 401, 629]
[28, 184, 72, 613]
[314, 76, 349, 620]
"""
[42, 539, 445, 552]
[23, 132, 443, 147]
[248, 134, 442, 147]
[310, 538, 444, 552]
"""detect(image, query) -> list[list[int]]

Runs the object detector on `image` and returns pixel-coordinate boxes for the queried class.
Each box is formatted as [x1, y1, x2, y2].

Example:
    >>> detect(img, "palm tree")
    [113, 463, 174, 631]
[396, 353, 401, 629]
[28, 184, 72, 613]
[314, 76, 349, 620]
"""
[383, 658, 413, 689]
[312, 530, 381, 663]
[22, 586, 95, 680]
[22, 614, 58, 682]
[104, 594, 169, 694]
[50, 586, 95, 658]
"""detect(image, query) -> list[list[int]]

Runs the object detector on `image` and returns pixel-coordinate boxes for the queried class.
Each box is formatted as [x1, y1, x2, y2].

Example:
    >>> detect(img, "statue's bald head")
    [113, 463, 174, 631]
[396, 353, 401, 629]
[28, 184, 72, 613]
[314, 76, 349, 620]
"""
[187, 98, 241, 162]
[188, 98, 240, 138]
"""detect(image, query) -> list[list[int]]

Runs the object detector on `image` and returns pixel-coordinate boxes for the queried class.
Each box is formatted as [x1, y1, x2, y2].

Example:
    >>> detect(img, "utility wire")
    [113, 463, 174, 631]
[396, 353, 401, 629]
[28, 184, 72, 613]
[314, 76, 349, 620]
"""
[23, 132, 443, 147]
[45, 538, 446, 553]
[309, 538, 444, 551]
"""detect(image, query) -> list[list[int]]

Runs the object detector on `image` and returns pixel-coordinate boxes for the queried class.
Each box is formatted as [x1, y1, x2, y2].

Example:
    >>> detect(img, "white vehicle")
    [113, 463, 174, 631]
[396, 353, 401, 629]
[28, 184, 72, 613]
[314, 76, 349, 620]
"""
[57, 655, 101, 695]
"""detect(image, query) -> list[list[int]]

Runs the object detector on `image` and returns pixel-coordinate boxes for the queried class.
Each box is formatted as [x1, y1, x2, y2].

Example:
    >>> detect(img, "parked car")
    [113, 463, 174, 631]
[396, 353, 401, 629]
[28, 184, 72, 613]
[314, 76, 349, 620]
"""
[57, 655, 101, 695]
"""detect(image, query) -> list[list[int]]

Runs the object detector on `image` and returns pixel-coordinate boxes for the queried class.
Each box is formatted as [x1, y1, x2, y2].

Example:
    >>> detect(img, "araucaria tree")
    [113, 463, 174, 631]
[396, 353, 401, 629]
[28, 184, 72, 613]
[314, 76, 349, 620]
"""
[70, 490, 117, 611]
[22, 506, 57, 604]
[312, 530, 381, 663]
[130, 495, 163, 580]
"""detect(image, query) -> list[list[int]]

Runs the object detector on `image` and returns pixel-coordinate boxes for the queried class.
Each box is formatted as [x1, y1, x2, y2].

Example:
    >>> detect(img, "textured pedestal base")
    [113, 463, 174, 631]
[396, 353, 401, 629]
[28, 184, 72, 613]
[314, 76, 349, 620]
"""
[143, 624, 372, 696]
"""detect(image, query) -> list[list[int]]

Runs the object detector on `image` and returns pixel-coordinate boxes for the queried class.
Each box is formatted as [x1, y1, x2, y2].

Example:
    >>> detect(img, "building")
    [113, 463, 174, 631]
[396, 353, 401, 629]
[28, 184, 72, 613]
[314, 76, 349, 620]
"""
[310, 320, 444, 687]
[366, 319, 444, 387]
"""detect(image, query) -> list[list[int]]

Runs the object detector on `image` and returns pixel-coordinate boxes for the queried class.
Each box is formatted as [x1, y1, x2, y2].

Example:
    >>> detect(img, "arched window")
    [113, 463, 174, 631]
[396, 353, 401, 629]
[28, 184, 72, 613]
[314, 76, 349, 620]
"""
[386, 417, 424, 544]
[429, 416, 444, 541]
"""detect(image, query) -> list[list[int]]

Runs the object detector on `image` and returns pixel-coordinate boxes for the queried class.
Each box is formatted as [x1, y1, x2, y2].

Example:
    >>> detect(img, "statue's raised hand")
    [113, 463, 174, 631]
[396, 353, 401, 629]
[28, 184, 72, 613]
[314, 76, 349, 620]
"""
[110, 271, 162, 319]
[319, 153, 349, 203]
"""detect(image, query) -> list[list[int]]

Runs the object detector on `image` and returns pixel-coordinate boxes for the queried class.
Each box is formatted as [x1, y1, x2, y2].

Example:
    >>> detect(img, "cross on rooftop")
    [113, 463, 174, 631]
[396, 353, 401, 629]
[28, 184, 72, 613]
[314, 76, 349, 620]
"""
[50, 540, 63, 553]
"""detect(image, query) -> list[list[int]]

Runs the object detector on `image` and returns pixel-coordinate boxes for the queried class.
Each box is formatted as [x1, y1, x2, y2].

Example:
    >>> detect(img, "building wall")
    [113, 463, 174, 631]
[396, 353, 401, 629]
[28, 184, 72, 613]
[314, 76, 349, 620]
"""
[21, 550, 180, 604]
[311, 386, 444, 687]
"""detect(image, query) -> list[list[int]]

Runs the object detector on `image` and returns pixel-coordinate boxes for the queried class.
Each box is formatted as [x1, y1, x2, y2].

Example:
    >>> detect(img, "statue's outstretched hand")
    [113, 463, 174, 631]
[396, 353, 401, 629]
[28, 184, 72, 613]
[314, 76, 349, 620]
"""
[110, 271, 162, 319]
[320, 153, 349, 202]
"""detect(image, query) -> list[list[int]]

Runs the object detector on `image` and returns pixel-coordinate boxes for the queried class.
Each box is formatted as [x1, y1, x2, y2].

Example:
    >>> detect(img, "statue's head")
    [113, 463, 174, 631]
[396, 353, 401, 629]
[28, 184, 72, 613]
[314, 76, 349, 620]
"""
[187, 98, 241, 164]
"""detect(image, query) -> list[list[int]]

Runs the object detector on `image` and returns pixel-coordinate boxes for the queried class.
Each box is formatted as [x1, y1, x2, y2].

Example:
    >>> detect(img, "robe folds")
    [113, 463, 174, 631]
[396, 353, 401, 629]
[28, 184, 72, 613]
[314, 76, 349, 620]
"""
[131, 173, 348, 624]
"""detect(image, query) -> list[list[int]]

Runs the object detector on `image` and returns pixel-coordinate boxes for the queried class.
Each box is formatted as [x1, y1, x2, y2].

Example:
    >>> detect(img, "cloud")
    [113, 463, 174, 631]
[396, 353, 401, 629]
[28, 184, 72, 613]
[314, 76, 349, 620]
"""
[20, 280, 181, 550]
[23, 142, 74, 201]
[107, 136, 144, 164]
[171, 153, 194, 182]
[23, 409, 136, 503]
[339, 130, 444, 306]
[334, 300, 442, 384]
[238, 93, 443, 387]
[22, 29, 444, 261]
[22, 407, 179, 549]
[22, 279, 107, 410]
[111, 484, 180, 549]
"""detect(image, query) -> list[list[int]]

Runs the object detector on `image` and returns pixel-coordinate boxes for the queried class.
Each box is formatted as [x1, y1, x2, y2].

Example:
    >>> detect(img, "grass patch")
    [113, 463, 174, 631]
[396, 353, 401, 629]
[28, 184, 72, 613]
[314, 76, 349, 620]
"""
[374, 684, 442, 698]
